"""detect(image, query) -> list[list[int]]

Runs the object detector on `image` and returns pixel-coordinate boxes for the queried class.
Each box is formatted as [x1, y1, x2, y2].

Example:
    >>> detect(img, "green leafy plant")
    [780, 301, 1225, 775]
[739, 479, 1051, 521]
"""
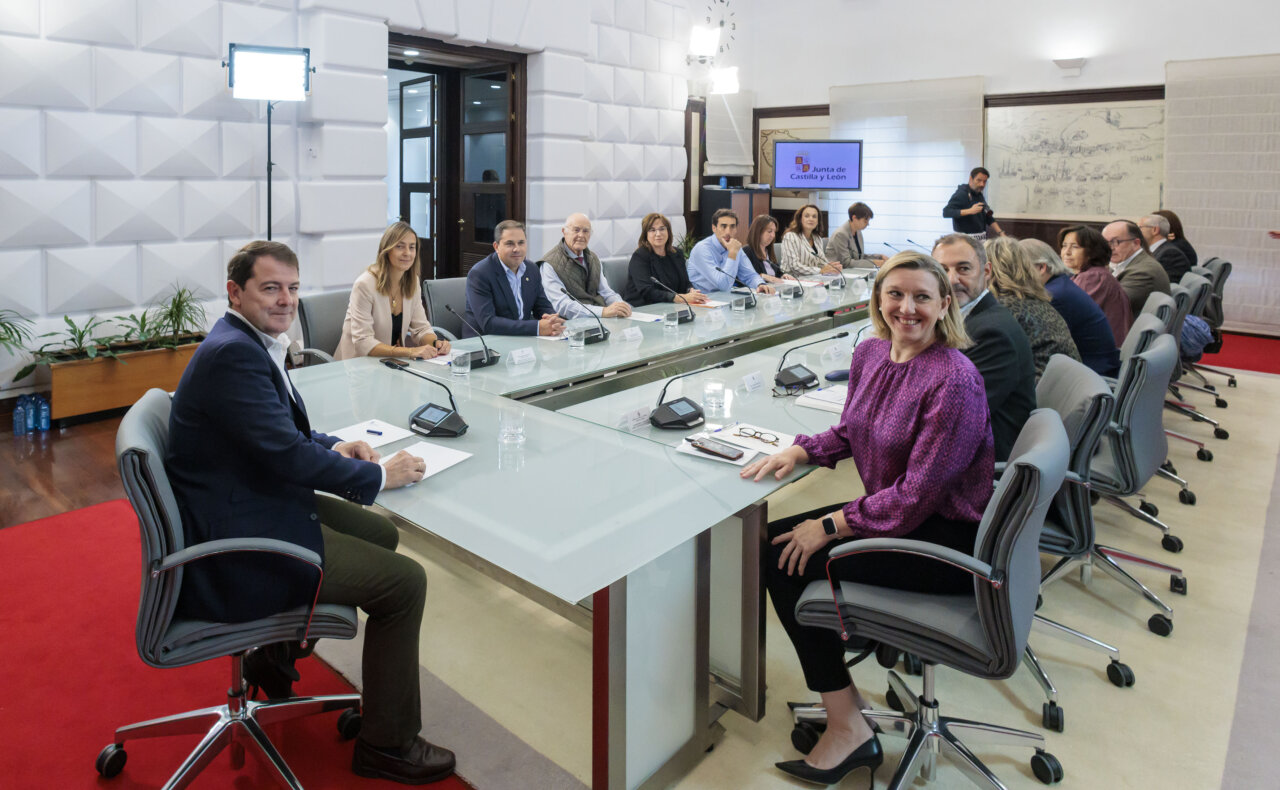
[114, 310, 163, 345]
[13, 315, 121, 381]
[675, 233, 699, 258]
[152, 285, 208, 346]
[0, 308, 33, 356]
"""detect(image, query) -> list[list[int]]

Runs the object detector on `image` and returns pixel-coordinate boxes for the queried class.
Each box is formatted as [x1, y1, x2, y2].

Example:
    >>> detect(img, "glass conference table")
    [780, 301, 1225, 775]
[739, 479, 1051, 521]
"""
[291, 282, 872, 790]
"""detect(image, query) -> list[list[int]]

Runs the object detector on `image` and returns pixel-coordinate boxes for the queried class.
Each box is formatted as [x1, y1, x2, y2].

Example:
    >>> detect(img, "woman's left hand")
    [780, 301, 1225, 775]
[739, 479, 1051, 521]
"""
[434, 338, 451, 355]
[772, 518, 835, 576]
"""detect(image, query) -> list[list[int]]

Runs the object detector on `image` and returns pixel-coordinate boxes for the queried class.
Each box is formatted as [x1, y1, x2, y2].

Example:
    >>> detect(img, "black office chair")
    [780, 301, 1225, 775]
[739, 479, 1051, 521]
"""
[1188, 258, 1235, 387]
[97, 389, 362, 788]
[422, 277, 466, 340]
[296, 289, 350, 364]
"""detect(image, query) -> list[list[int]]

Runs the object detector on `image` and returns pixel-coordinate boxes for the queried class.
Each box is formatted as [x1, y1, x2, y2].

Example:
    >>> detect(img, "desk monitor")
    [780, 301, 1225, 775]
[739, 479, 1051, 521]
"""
[772, 140, 863, 191]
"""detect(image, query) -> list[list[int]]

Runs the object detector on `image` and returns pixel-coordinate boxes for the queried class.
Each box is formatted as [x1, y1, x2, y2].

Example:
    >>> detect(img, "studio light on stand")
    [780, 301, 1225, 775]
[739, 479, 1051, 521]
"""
[224, 44, 314, 240]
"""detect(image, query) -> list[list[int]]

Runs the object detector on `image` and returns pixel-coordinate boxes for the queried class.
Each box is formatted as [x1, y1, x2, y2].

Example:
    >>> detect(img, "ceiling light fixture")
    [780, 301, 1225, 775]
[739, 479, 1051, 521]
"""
[1053, 57, 1086, 78]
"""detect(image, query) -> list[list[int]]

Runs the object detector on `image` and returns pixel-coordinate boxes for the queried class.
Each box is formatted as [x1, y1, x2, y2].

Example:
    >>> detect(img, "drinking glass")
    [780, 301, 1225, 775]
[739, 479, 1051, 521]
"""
[451, 350, 472, 376]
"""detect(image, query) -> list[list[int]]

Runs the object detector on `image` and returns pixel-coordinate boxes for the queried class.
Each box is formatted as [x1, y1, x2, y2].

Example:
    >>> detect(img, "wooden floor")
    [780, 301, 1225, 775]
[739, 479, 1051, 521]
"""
[1, 415, 123, 529]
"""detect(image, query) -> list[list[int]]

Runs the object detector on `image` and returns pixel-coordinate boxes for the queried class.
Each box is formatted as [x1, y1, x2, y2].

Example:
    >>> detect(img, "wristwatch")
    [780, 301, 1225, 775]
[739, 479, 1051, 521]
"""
[821, 516, 838, 536]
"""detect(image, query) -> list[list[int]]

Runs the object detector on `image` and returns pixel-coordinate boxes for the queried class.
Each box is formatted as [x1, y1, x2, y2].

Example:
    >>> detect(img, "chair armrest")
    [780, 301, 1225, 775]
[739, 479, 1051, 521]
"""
[294, 348, 334, 365]
[994, 461, 1007, 476]
[827, 537, 1002, 588]
[434, 327, 458, 342]
[1062, 470, 1089, 488]
[154, 538, 322, 576]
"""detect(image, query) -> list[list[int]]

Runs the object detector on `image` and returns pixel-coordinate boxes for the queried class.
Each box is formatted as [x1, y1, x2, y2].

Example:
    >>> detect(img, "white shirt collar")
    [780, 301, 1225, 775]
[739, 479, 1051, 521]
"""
[228, 310, 293, 399]
[1149, 237, 1166, 252]
[1111, 247, 1141, 275]
[959, 288, 989, 316]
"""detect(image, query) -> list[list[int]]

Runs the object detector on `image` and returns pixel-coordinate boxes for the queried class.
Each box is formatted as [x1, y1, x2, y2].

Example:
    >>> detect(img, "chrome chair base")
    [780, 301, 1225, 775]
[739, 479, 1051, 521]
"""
[866, 668, 1051, 790]
[108, 653, 361, 790]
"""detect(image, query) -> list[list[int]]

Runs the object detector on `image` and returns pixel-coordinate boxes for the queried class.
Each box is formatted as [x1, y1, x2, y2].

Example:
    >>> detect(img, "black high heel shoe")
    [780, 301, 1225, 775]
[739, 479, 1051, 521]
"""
[243, 644, 301, 700]
[776, 735, 883, 786]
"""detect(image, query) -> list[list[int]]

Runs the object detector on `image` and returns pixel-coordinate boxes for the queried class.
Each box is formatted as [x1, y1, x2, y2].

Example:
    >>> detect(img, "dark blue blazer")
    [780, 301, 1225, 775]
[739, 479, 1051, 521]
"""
[462, 252, 554, 337]
[962, 294, 1037, 462]
[1044, 274, 1121, 377]
[166, 314, 382, 623]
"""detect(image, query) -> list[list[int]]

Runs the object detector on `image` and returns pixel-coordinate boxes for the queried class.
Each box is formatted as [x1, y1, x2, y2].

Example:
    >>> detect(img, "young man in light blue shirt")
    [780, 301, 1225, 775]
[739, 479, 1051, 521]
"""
[686, 209, 777, 295]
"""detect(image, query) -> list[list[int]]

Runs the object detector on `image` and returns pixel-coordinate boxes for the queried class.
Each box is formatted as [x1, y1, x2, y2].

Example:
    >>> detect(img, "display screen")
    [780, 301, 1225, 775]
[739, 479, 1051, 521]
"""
[772, 140, 863, 191]
[786, 365, 809, 377]
[668, 400, 698, 417]
[417, 405, 450, 423]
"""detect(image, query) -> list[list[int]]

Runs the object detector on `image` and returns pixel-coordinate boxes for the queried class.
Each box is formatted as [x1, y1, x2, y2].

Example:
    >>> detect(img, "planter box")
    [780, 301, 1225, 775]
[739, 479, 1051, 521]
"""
[50, 342, 200, 419]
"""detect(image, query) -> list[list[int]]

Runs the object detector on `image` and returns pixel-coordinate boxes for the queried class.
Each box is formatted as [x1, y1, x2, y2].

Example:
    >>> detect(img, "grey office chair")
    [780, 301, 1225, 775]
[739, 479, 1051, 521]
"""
[296, 289, 350, 364]
[97, 389, 362, 788]
[1139, 291, 1175, 332]
[602, 258, 630, 299]
[1162, 273, 1229, 460]
[1092, 334, 1192, 558]
[422, 277, 466, 341]
[793, 409, 1070, 788]
[1019, 355, 1136, 732]
[1189, 258, 1236, 388]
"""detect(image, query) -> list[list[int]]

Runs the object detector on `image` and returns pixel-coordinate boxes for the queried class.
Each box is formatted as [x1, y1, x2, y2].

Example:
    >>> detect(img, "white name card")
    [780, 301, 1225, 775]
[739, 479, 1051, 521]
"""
[507, 347, 536, 366]
[740, 371, 765, 393]
[621, 326, 644, 342]
[615, 407, 650, 433]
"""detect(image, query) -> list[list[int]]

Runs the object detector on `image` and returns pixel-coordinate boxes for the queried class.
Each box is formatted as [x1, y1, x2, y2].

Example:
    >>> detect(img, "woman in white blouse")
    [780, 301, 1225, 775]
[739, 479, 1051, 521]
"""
[333, 222, 451, 360]
[779, 204, 842, 277]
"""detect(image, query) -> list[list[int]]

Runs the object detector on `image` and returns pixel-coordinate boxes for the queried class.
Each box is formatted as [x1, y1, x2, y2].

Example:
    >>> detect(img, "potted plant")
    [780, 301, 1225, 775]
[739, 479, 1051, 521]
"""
[14, 286, 209, 420]
[0, 308, 33, 358]
[675, 233, 699, 259]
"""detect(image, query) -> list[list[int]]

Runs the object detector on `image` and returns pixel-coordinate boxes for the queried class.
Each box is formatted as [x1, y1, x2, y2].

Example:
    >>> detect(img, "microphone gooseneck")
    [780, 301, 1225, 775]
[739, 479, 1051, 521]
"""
[654, 360, 735, 408]
[712, 264, 757, 306]
[445, 304, 496, 363]
[381, 358, 460, 412]
[775, 332, 850, 373]
[648, 276, 694, 318]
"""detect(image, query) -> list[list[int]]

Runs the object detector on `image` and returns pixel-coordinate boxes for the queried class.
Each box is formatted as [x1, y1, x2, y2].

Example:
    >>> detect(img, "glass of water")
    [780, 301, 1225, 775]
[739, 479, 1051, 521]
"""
[566, 323, 587, 349]
[829, 275, 845, 296]
[451, 350, 472, 377]
[664, 311, 681, 332]
[703, 380, 726, 412]
[731, 295, 747, 314]
[498, 403, 526, 445]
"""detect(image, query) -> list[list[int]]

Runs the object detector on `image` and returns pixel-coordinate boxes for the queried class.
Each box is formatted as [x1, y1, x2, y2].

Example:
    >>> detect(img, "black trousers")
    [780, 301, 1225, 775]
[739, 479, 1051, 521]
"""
[765, 504, 979, 693]
[315, 496, 427, 749]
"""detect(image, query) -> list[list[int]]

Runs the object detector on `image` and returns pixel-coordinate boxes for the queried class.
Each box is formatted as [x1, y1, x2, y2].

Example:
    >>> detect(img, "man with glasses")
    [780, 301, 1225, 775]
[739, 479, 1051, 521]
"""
[1102, 220, 1170, 317]
[1138, 214, 1192, 282]
[540, 213, 633, 319]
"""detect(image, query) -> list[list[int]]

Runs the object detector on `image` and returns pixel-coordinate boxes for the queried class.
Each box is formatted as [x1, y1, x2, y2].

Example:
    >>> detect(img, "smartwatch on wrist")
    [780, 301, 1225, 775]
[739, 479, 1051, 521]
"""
[821, 516, 838, 537]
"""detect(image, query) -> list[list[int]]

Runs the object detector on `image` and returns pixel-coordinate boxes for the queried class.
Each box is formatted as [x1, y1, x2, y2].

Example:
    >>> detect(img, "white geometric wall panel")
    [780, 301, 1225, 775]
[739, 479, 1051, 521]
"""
[537, 0, 590, 56]
[614, 67, 644, 106]
[614, 143, 643, 179]
[645, 0, 672, 40]
[96, 49, 182, 114]
[46, 245, 139, 314]
[529, 52, 585, 96]
[138, 0, 220, 57]
[301, 71, 387, 125]
[527, 138, 585, 180]
[628, 107, 658, 144]
[306, 13, 388, 72]
[300, 0, 422, 29]
[0, 108, 40, 176]
[595, 25, 629, 68]
[658, 108, 682, 146]
[0, 36, 92, 109]
[644, 71, 672, 111]
[317, 126, 388, 177]
[643, 144, 669, 181]
[613, 0, 643, 32]
[415, 0, 458, 38]
[95, 181, 182, 243]
[0, 181, 91, 248]
[140, 240, 222, 304]
[583, 63, 612, 102]
[138, 117, 219, 178]
[222, 121, 297, 179]
[596, 103, 629, 142]
[630, 32, 658, 72]
[0, 250, 43, 315]
[585, 219, 613, 260]
[596, 180, 627, 219]
[45, 0, 137, 48]
[182, 181, 256, 240]
[46, 111, 137, 177]
[182, 56, 257, 121]
[657, 180, 682, 215]
[221, 3, 295, 52]
[527, 95, 589, 139]
[628, 180, 657, 218]
[487, 0, 528, 48]
[0, 0, 39, 37]
[260, 182, 297, 238]
[297, 182, 386, 234]
[528, 181, 595, 223]
[453, 0, 494, 45]
[583, 142, 612, 180]
[590, 0, 614, 25]
[297, 232, 385, 290]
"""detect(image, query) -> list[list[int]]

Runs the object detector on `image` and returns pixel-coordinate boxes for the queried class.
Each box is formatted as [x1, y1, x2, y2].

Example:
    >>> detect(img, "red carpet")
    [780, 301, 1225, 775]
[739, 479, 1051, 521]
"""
[0, 500, 471, 789]
[1199, 332, 1280, 375]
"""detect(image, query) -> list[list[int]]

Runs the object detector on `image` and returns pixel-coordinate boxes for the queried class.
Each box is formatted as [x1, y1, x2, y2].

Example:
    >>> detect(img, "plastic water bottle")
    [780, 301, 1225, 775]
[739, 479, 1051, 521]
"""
[25, 395, 36, 432]
[12, 399, 27, 437]
[37, 395, 50, 431]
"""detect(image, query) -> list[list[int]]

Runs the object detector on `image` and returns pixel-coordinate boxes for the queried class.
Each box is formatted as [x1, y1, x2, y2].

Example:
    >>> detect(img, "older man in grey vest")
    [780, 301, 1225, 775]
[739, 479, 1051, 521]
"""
[540, 213, 633, 319]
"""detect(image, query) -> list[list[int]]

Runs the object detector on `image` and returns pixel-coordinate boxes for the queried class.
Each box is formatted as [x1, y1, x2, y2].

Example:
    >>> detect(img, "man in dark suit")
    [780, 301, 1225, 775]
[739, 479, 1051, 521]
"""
[933, 234, 1036, 461]
[1103, 220, 1171, 317]
[1139, 214, 1192, 283]
[463, 219, 565, 337]
[166, 240, 455, 784]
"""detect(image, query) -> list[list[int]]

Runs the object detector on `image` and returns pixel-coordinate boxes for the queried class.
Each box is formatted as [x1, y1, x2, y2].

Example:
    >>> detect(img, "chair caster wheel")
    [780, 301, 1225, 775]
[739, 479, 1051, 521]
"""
[1089, 491, 1099, 505]
[1161, 534, 1184, 553]
[886, 687, 905, 712]
[337, 708, 362, 740]
[1171, 575, 1187, 595]
[1139, 501, 1159, 518]
[1203, 383, 1216, 392]
[875, 643, 899, 669]
[1197, 448, 1214, 462]
[1215, 428, 1229, 440]
[1032, 750, 1065, 784]
[791, 721, 825, 755]
[1035, 593, 1043, 611]
[1148, 613, 1173, 636]
[903, 653, 923, 675]
[1228, 379, 1237, 387]
[1041, 701, 1065, 732]
[1179, 489, 1196, 505]
[1106, 660, 1136, 688]
[1215, 397, 1228, 408]
[96, 743, 127, 778]
[1161, 460, 1178, 475]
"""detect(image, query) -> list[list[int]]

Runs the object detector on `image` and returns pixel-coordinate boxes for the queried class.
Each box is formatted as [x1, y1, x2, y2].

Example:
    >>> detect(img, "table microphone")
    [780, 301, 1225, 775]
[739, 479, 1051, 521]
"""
[883, 242, 905, 253]
[648, 277, 695, 322]
[905, 239, 932, 251]
[650, 360, 734, 429]
[712, 264, 757, 307]
[380, 358, 468, 437]
[444, 304, 500, 367]
[774, 332, 849, 390]
[558, 287, 611, 344]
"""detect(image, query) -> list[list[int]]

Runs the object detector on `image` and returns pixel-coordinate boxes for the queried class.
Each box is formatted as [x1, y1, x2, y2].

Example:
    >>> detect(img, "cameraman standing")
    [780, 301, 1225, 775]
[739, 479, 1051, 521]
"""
[944, 166, 1004, 239]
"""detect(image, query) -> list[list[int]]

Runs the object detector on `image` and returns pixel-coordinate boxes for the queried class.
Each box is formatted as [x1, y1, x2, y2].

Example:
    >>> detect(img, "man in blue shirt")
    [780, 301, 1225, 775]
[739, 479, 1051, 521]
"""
[463, 220, 565, 337]
[686, 209, 777, 294]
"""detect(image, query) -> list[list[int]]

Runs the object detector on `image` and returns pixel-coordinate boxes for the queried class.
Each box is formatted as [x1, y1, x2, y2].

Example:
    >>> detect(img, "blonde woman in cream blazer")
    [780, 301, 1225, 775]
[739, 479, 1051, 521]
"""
[334, 222, 451, 361]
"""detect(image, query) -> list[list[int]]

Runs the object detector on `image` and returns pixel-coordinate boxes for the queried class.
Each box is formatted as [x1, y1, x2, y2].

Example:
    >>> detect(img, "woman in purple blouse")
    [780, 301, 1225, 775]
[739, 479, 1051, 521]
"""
[742, 251, 994, 785]
[1060, 224, 1132, 346]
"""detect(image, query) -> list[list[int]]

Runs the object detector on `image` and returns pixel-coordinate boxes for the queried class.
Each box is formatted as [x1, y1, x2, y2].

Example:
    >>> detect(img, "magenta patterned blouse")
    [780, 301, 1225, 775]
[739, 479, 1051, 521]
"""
[794, 338, 994, 539]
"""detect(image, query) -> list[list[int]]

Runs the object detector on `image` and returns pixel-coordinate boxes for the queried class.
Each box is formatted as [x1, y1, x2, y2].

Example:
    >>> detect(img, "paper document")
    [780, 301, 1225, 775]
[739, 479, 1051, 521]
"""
[624, 311, 666, 322]
[536, 334, 568, 342]
[380, 440, 472, 480]
[795, 385, 848, 414]
[695, 299, 728, 308]
[329, 419, 414, 449]
[423, 350, 463, 366]
[675, 433, 758, 466]
[713, 422, 796, 456]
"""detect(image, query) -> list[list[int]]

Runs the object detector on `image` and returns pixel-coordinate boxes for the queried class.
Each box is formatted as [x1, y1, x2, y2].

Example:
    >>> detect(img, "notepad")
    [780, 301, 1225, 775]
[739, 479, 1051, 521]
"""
[329, 419, 414, 449]
[380, 440, 472, 480]
[795, 385, 848, 414]
[625, 311, 667, 322]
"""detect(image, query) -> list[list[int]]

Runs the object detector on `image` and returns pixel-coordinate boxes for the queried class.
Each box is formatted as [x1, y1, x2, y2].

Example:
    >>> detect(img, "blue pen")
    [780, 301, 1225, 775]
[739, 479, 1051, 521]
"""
[366, 429, 383, 436]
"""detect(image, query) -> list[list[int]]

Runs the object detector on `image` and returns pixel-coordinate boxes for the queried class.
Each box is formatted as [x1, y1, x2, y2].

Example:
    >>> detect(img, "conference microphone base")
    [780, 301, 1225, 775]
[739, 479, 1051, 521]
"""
[584, 328, 610, 344]
[461, 349, 501, 368]
[410, 403, 469, 438]
[649, 397, 706, 430]
[775, 365, 818, 390]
